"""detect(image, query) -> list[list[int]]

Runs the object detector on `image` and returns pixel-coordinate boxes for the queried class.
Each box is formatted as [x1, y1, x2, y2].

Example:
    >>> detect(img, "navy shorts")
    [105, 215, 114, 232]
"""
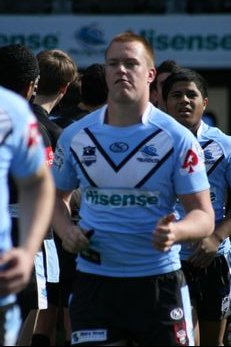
[181, 255, 231, 320]
[69, 270, 194, 346]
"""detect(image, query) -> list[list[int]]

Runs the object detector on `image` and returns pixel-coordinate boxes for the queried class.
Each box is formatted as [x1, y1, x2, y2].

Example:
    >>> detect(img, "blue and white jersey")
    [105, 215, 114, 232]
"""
[0, 86, 45, 306]
[53, 103, 209, 277]
[180, 121, 231, 260]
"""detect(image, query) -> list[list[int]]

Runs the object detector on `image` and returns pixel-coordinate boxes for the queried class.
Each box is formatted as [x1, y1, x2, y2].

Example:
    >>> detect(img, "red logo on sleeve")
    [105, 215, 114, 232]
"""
[45, 146, 54, 167]
[27, 122, 40, 148]
[182, 149, 199, 173]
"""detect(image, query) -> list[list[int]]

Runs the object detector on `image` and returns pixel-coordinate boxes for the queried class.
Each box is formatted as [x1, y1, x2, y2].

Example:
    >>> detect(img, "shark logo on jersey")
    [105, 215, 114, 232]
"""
[82, 146, 97, 166]
[204, 149, 215, 163]
[203, 141, 224, 173]
[138, 145, 159, 163]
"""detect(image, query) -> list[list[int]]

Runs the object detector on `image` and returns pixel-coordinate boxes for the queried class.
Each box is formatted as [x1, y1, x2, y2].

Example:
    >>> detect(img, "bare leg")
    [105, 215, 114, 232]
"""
[200, 319, 227, 346]
[191, 303, 200, 346]
[32, 304, 58, 345]
[17, 310, 39, 346]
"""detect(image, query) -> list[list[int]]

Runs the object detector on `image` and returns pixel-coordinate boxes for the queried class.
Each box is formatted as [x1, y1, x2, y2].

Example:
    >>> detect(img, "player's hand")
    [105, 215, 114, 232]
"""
[62, 225, 93, 254]
[0, 248, 34, 295]
[152, 213, 176, 252]
[188, 233, 220, 267]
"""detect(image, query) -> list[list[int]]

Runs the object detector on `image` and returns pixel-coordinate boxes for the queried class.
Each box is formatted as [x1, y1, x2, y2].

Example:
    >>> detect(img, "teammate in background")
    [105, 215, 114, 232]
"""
[50, 76, 84, 127]
[78, 63, 108, 113]
[149, 59, 181, 110]
[50, 62, 108, 346]
[0, 43, 59, 346]
[0, 85, 54, 346]
[31, 48, 78, 147]
[51, 63, 108, 128]
[162, 68, 231, 346]
[52, 31, 214, 346]
[202, 110, 218, 127]
[31, 48, 78, 346]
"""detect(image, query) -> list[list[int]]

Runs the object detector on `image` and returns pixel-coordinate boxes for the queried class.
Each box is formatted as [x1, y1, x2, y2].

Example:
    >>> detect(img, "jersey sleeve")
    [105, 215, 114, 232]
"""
[52, 129, 80, 191]
[10, 107, 45, 178]
[173, 133, 210, 195]
[225, 153, 231, 190]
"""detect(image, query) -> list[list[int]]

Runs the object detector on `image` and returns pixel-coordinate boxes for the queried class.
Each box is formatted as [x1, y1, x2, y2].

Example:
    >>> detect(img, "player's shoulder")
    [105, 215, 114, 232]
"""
[0, 86, 36, 131]
[202, 122, 231, 153]
[0, 86, 29, 111]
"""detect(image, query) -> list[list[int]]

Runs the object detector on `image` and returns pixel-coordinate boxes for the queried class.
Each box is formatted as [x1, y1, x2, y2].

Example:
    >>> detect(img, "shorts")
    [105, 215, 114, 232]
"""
[69, 270, 194, 346]
[42, 239, 60, 283]
[40, 239, 60, 307]
[181, 255, 231, 320]
[0, 303, 21, 346]
[17, 259, 48, 321]
[54, 233, 77, 307]
[17, 241, 59, 319]
[13, 215, 60, 317]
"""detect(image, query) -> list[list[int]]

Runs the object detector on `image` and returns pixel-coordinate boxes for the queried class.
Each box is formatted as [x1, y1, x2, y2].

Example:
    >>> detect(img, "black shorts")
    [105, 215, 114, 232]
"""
[17, 267, 39, 320]
[69, 270, 194, 346]
[54, 233, 77, 307]
[181, 255, 231, 320]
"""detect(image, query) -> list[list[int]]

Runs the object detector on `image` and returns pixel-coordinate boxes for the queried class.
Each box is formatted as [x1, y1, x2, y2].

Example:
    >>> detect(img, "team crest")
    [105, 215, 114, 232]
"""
[82, 146, 97, 166]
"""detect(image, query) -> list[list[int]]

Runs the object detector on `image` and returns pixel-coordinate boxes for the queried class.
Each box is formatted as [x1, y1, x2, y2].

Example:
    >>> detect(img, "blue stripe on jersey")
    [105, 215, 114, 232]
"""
[135, 147, 174, 188]
[202, 139, 225, 176]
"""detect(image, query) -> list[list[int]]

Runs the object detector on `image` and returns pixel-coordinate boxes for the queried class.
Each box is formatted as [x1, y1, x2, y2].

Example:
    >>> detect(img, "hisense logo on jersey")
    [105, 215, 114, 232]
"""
[85, 189, 160, 207]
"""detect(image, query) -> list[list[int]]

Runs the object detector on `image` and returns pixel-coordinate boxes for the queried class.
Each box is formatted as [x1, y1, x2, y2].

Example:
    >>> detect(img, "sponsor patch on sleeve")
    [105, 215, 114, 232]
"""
[27, 122, 41, 148]
[45, 146, 54, 167]
[180, 143, 205, 175]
